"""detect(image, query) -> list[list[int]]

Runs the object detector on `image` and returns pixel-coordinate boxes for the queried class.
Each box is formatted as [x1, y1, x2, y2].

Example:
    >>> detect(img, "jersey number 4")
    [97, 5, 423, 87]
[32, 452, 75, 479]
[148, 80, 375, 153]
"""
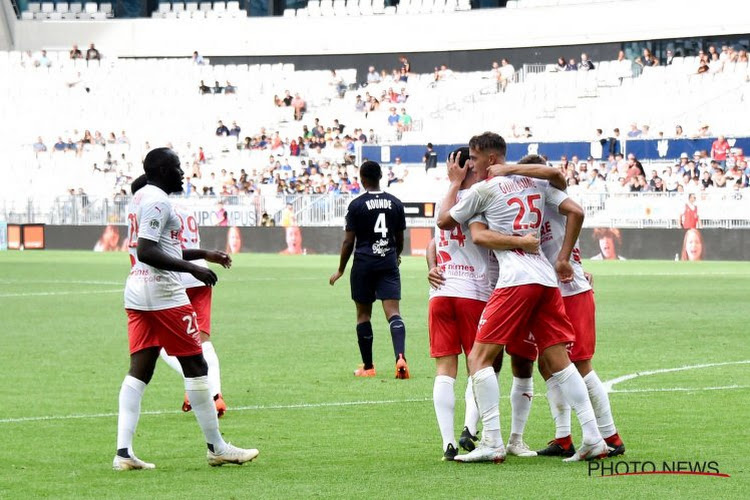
[374, 213, 388, 237]
[438, 226, 466, 247]
[507, 194, 542, 231]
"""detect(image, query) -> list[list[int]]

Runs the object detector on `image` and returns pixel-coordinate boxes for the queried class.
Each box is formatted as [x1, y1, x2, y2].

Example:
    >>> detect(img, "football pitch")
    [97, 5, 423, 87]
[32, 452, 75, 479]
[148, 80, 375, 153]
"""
[0, 251, 748, 499]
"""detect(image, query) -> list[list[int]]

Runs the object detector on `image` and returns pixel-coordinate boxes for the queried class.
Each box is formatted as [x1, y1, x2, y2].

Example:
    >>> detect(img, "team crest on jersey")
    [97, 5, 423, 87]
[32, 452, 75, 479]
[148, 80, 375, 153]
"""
[372, 238, 389, 257]
[149, 219, 160, 229]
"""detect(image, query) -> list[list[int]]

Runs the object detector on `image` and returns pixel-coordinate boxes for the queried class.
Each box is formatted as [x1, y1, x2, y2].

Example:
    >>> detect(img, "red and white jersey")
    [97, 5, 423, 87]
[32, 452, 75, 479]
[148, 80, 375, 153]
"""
[430, 191, 497, 302]
[450, 176, 568, 289]
[124, 184, 189, 311]
[540, 206, 592, 297]
[174, 204, 208, 290]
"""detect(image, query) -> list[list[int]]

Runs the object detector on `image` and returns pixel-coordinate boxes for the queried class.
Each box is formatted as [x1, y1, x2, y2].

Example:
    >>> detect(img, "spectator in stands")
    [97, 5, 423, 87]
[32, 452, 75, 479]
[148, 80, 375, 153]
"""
[292, 93, 306, 121]
[86, 43, 100, 61]
[578, 53, 595, 71]
[229, 121, 241, 138]
[591, 228, 626, 260]
[281, 90, 293, 107]
[627, 123, 641, 138]
[608, 128, 622, 156]
[387, 107, 400, 127]
[70, 44, 82, 60]
[213, 81, 224, 94]
[53, 137, 66, 152]
[398, 108, 412, 133]
[697, 56, 709, 74]
[555, 57, 566, 71]
[636, 48, 658, 67]
[36, 50, 51, 68]
[199, 80, 211, 94]
[424, 143, 438, 174]
[498, 58, 515, 92]
[399, 55, 411, 74]
[33, 137, 47, 154]
[565, 58, 577, 71]
[225, 81, 236, 94]
[674, 124, 685, 138]
[366, 66, 381, 85]
[399, 67, 409, 83]
[709, 52, 724, 73]
[681, 228, 704, 261]
[711, 135, 729, 167]
[664, 49, 675, 65]
[663, 166, 680, 192]
[192, 51, 205, 65]
[216, 121, 230, 137]
[700, 170, 714, 190]
[696, 124, 711, 138]
[648, 169, 663, 190]
[354, 95, 366, 113]
[330, 70, 347, 98]
[367, 95, 380, 113]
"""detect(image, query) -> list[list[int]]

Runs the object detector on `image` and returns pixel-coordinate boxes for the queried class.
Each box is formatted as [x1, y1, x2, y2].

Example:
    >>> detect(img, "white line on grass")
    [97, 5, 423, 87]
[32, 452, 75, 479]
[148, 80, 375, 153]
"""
[0, 280, 123, 286]
[602, 360, 750, 391]
[0, 289, 123, 298]
[609, 384, 750, 394]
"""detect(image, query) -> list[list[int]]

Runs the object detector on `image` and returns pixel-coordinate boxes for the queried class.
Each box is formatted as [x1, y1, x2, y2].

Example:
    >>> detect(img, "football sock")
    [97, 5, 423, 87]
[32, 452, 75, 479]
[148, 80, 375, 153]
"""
[159, 348, 184, 376]
[201, 341, 222, 397]
[463, 376, 480, 436]
[356, 322, 374, 370]
[388, 315, 406, 361]
[552, 364, 602, 445]
[116, 375, 146, 456]
[433, 375, 457, 451]
[509, 377, 533, 441]
[545, 377, 571, 439]
[185, 376, 227, 454]
[583, 370, 617, 439]
[471, 367, 503, 448]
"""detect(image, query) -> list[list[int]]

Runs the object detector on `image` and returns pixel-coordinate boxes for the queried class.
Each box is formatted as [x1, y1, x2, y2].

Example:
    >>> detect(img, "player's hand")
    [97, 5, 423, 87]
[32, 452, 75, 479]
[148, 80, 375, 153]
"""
[518, 233, 540, 254]
[427, 266, 445, 289]
[555, 259, 574, 283]
[329, 270, 344, 286]
[191, 266, 218, 287]
[397, 256, 402, 267]
[206, 250, 232, 269]
[584, 271, 594, 287]
[488, 163, 514, 178]
[447, 151, 468, 185]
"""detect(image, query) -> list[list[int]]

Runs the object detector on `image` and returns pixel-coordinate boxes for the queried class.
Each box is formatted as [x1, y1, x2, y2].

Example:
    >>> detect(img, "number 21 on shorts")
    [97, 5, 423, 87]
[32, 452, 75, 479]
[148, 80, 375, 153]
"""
[182, 312, 200, 338]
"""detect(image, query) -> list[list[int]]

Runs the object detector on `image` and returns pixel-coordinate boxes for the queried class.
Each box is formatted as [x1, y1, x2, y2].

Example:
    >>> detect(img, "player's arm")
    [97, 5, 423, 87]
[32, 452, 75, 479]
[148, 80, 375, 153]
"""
[468, 222, 540, 254]
[488, 163, 566, 190]
[426, 238, 445, 289]
[183, 248, 232, 269]
[329, 230, 355, 286]
[137, 239, 217, 286]
[555, 198, 585, 283]
[395, 229, 404, 265]
[436, 151, 469, 230]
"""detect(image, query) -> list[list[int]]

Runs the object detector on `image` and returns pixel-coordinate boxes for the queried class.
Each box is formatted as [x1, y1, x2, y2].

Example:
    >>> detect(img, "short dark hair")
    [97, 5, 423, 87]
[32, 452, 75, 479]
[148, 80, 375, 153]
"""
[360, 161, 382, 182]
[143, 147, 178, 180]
[469, 132, 507, 158]
[518, 154, 546, 165]
[131, 174, 148, 194]
[452, 146, 470, 168]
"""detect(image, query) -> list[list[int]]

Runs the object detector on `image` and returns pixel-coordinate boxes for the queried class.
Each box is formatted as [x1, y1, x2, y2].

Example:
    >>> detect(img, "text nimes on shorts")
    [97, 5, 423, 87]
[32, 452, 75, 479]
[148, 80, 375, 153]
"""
[365, 199, 393, 210]
[372, 238, 389, 257]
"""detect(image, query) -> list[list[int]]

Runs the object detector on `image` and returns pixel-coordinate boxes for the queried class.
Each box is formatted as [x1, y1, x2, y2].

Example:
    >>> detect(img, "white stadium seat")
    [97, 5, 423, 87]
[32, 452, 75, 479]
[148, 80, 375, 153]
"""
[84, 2, 98, 14]
[28, 2, 42, 13]
[41, 2, 54, 13]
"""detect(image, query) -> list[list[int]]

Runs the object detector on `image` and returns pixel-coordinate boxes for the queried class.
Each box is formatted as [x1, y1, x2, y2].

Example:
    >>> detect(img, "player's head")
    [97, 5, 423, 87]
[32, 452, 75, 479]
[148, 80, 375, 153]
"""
[143, 147, 183, 194]
[359, 160, 382, 189]
[451, 146, 471, 168]
[518, 154, 547, 165]
[469, 132, 507, 180]
[130, 174, 147, 195]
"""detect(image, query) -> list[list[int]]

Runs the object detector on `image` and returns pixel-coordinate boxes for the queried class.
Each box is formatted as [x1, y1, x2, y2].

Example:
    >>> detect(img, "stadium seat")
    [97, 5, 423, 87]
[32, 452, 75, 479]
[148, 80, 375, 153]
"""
[157, 3, 170, 14]
[48, 11, 62, 19]
[34, 11, 47, 19]
[28, 2, 42, 13]
[199, 2, 211, 12]
[372, 0, 385, 14]
[84, 2, 98, 14]
[41, 2, 54, 13]
[56, 3, 69, 13]
[101, 3, 113, 17]
[226, 0, 239, 10]
[456, 0, 470, 10]
[307, 0, 321, 16]
[173, 2, 185, 12]
[443, 0, 457, 10]
[346, 0, 360, 16]
[283, 8, 296, 16]
[21, 11, 34, 19]
[320, 0, 334, 16]
[333, 0, 347, 16]
[361, 0, 374, 15]
[213, 1, 226, 12]
[69, 3, 82, 14]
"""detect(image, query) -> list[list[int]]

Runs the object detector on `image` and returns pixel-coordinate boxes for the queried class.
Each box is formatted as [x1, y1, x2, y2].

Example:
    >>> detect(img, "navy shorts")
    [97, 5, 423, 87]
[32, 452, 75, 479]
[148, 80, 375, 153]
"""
[350, 263, 401, 304]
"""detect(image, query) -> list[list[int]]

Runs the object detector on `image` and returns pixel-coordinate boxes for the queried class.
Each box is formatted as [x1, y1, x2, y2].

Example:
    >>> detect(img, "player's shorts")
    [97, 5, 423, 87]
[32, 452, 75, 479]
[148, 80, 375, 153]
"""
[126, 304, 203, 357]
[350, 263, 401, 304]
[563, 290, 596, 362]
[506, 331, 538, 362]
[428, 296, 486, 358]
[476, 284, 575, 353]
[186, 285, 213, 336]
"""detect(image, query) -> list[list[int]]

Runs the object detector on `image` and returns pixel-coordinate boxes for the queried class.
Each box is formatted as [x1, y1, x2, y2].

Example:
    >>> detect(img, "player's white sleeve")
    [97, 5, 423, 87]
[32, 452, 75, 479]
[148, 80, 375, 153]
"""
[449, 188, 485, 225]
[544, 185, 569, 210]
[467, 213, 489, 227]
[138, 201, 171, 242]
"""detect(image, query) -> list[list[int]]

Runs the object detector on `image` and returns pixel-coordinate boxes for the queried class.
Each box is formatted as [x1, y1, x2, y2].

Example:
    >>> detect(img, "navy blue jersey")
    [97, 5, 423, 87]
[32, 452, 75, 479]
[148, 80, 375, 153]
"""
[345, 191, 406, 268]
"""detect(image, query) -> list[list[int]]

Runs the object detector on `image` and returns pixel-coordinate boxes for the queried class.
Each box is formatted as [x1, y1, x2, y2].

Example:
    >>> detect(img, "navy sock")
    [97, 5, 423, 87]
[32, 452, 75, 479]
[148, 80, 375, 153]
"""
[356, 322, 374, 369]
[116, 448, 130, 459]
[388, 315, 406, 361]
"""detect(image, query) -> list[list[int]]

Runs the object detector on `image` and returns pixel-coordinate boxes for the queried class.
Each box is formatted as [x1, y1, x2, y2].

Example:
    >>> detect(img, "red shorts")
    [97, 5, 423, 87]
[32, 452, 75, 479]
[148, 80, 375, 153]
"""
[506, 331, 538, 362]
[428, 296, 486, 358]
[187, 286, 213, 336]
[563, 290, 596, 361]
[476, 284, 575, 353]
[126, 304, 203, 357]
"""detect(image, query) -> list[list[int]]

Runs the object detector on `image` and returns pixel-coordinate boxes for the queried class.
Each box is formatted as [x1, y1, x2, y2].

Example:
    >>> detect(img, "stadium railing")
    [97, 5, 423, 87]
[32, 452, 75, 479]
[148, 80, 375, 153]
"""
[4, 191, 750, 229]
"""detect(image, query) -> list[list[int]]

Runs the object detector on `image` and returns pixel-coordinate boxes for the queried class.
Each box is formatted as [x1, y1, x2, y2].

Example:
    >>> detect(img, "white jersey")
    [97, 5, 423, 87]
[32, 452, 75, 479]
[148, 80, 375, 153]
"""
[430, 191, 497, 302]
[450, 175, 568, 289]
[174, 204, 208, 290]
[540, 206, 592, 297]
[124, 184, 190, 311]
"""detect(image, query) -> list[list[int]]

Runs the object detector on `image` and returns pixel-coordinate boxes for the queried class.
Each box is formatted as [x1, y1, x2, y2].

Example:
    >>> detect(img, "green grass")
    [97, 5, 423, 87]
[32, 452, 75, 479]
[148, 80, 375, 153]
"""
[0, 252, 748, 498]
